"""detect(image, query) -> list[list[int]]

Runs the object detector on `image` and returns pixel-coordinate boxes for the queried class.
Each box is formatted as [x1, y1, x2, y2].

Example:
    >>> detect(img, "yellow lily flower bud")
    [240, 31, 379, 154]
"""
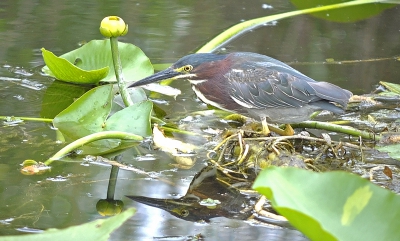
[100, 16, 128, 38]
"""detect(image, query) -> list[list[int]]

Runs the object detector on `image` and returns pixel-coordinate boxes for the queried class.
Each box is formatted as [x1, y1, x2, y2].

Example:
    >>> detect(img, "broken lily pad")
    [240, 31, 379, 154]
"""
[42, 39, 153, 84]
[42, 48, 109, 84]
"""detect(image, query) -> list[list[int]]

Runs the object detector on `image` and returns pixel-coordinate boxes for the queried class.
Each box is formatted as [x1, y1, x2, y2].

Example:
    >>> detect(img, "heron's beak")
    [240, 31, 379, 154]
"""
[126, 195, 193, 213]
[128, 68, 180, 88]
[126, 195, 171, 208]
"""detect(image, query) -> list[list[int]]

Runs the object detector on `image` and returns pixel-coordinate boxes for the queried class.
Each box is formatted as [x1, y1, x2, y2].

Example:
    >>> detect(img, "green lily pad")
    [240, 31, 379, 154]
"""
[376, 143, 400, 161]
[40, 81, 90, 118]
[42, 39, 153, 84]
[253, 166, 400, 241]
[379, 81, 400, 94]
[53, 84, 113, 142]
[105, 101, 152, 137]
[0, 208, 136, 241]
[112, 87, 148, 112]
[53, 84, 152, 155]
[42, 48, 109, 84]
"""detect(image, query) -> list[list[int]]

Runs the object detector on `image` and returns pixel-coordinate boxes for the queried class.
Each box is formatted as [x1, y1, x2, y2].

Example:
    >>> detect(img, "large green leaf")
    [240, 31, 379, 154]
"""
[379, 81, 400, 94]
[253, 166, 400, 241]
[291, 0, 395, 23]
[42, 48, 109, 84]
[112, 88, 148, 113]
[105, 101, 152, 137]
[0, 208, 136, 241]
[53, 84, 152, 155]
[40, 81, 89, 119]
[53, 84, 113, 144]
[42, 40, 153, 84]
[376, 143, 400, 161]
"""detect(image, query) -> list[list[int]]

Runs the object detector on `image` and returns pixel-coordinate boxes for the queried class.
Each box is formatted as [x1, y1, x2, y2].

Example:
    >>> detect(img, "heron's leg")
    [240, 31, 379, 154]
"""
[260, 118, 294, 136]
[283, 124, 294, 136]
[260, 117, 295, 136]
[261, 117, 270, 135]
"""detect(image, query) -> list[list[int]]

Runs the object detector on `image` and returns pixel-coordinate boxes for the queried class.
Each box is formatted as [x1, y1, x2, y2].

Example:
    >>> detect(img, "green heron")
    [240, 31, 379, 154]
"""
[129, 52, 353, 135]
[127, 166, 291, 226]
[127, 167, 252, 222]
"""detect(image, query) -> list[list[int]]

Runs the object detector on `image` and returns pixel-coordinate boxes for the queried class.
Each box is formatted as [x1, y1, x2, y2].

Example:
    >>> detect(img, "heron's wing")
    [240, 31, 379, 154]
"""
[226, 65, 319, 109]
[307, 81, 352, 107]
[225, 58, 351, 109]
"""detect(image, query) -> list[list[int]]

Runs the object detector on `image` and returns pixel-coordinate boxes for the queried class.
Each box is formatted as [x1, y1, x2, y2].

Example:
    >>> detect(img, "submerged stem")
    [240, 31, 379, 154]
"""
[107, 162, 120, 200]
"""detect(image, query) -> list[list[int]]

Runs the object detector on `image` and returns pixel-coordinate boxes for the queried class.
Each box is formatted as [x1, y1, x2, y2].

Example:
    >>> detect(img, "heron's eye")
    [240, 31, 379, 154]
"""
[180, 209, 189, 217]
[182, 65, 193, 72]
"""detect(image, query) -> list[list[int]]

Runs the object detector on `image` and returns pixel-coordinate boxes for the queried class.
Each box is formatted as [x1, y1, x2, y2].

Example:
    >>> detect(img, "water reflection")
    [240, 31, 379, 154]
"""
[127, 166, 256, 222]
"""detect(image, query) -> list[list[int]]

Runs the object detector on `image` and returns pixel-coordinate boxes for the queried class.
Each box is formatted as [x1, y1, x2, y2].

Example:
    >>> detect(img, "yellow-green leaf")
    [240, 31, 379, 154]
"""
[41, 48, 109, 84]
[253, 166, 400, 241]
[0, 208, 136, 241]
[42, 40, 153, 84]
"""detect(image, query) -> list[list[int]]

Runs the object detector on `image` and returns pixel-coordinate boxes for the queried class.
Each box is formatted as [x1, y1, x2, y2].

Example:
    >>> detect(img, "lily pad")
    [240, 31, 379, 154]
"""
[53, 84, 113, 142]
[105, 101, 152, 137]
[42, 39, 153, 84]
[253, 166, 400, 241]
[376, 143, 400, 161]
[40, 81, 90, 118]
[379, 81, 400, 94]
[53, 84, 152, 155]
[0, 208, 136, 241]
[42, 48, 109, 84]
[112, 87, 148, 111]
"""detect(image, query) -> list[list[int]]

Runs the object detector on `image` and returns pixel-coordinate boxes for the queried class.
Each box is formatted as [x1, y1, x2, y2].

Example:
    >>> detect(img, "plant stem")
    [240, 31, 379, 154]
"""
[44, 131, 142, 165]
[197, 0, 382, 53]
[0, 116, 53, 123]
[292, 121, 381, 141]
[110, 37, 133, 107]
[160, 126, 204, 136]
[107, 159, 120, 200]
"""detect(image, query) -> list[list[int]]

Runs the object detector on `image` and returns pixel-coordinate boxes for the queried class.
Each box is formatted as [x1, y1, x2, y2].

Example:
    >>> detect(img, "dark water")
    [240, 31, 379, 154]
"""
[0, 0, 399, 240]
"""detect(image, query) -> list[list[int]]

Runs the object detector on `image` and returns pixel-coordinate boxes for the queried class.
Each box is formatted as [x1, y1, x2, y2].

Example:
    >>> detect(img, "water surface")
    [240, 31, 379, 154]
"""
[0, 1, 399, 240]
